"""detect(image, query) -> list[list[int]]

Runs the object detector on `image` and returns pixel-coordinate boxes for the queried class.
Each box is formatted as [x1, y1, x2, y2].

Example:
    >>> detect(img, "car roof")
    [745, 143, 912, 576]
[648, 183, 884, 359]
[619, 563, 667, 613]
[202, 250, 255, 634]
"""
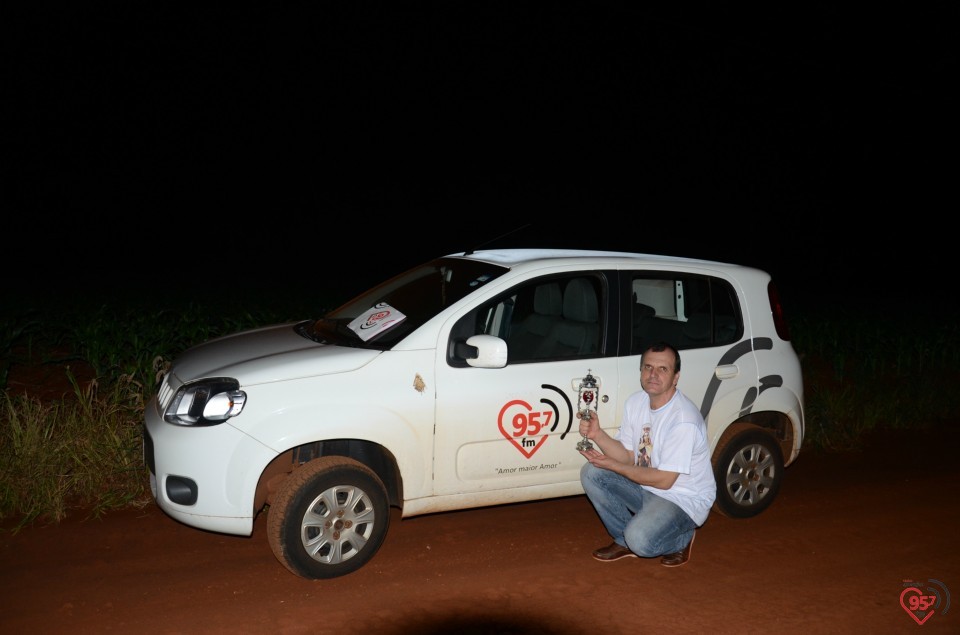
[446, 248, 734, 269]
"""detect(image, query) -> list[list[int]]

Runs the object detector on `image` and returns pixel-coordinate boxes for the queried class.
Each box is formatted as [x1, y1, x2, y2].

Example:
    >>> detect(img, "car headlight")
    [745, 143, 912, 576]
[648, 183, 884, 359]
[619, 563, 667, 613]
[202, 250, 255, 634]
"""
[163, 378, 247, 426]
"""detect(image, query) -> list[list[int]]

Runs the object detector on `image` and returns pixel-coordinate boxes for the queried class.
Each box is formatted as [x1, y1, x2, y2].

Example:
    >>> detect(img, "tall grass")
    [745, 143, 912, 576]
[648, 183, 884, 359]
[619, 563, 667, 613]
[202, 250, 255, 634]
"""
[1, 294, 958, 528]
[1, 291, 332, 530]
[0, 374, 147, 529]
[790, 309, 960, 450]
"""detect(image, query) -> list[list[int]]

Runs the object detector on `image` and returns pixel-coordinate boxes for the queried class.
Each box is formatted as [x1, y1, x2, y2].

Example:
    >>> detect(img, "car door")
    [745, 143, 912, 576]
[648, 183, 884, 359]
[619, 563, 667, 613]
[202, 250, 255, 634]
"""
[432, 271, 621, 499]
[624, 267, 760, 446]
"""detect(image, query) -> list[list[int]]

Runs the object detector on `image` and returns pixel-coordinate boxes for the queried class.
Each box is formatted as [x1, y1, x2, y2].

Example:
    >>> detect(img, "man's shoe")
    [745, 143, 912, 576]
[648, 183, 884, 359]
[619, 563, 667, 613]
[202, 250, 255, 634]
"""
[592, 542, 637, 562]
[661, 532, 695, 567]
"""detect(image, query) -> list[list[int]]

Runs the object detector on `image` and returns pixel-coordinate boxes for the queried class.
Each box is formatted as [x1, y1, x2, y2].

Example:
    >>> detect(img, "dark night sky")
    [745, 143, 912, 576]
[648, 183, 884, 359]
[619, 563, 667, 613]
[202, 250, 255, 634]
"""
[7, 4, 956, 314]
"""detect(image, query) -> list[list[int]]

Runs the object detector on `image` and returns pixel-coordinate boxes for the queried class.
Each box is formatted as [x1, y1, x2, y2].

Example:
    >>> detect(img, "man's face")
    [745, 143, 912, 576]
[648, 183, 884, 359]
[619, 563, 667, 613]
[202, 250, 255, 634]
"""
[640, 349, 678, 400]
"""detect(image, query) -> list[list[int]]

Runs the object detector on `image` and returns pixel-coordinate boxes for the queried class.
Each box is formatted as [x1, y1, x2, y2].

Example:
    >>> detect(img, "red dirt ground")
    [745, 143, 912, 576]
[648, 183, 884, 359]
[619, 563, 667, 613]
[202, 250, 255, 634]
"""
[2, 363, 958, 634]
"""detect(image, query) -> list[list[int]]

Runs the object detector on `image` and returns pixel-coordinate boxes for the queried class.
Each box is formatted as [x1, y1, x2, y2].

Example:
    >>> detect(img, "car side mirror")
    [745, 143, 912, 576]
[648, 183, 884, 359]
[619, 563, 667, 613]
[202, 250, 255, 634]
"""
[464, 335, 508, 368]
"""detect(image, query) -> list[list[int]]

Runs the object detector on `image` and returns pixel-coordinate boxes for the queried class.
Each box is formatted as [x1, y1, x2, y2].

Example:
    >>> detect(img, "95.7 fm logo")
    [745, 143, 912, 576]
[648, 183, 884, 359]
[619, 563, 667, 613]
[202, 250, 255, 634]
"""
[497, 384, 576, 459]
[901, 579, 950, 626]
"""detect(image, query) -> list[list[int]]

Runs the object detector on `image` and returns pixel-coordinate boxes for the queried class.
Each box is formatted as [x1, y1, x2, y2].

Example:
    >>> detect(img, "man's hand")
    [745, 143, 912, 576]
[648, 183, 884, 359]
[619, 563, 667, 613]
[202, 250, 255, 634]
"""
[577, 410, 633, 473]
[579, 446, 629, 478]
[577, 409, 602, 440]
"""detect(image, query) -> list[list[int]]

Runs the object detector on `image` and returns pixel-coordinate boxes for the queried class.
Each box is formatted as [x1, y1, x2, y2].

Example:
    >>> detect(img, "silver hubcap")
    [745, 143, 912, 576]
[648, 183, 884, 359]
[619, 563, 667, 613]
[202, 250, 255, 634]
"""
[723, 442, 777, 507]
[300, 484, 377, 564]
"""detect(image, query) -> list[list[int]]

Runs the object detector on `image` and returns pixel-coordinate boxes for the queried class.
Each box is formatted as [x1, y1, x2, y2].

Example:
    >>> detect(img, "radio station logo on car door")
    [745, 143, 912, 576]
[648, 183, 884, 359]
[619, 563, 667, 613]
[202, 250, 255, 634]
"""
[497, 384, 574, 458]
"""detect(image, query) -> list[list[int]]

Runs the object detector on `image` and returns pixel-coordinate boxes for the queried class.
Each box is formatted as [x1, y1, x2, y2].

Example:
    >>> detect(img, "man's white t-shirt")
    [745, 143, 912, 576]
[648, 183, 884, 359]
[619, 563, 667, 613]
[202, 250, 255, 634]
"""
[614, 388, 717, 526]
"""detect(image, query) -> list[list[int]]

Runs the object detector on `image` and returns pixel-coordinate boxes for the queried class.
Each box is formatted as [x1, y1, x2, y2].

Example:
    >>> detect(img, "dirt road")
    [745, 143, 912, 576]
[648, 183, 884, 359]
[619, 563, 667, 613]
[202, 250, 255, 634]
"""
[2, 429, 958, 635]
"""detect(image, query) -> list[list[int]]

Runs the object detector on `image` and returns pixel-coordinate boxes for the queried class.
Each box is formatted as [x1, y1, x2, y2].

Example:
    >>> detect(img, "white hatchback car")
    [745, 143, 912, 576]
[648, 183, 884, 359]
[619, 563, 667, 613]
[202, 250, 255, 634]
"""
[144, 249, 804, 579]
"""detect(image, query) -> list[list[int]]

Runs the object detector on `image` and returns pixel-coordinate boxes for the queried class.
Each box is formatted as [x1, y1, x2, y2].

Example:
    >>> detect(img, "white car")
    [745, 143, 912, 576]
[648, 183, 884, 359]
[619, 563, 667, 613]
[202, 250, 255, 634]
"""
[144, 249, 804, 579]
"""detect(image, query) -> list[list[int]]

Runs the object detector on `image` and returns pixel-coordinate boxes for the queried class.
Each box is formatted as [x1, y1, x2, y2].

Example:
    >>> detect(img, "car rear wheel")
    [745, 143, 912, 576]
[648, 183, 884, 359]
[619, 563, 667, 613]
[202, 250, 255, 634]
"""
[712, 426, 784, 519]
[267, 456, 390, 579]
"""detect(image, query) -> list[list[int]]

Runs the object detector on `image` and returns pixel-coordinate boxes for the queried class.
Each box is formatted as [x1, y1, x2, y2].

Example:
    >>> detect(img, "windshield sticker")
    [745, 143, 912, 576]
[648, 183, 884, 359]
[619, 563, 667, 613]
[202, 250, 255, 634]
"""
[348, 303, 407, 341]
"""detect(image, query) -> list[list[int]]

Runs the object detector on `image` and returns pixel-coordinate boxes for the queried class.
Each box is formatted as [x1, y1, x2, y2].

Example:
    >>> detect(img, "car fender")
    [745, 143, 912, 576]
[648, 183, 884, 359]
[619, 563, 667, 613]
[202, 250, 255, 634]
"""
[230, 353, 437, 501]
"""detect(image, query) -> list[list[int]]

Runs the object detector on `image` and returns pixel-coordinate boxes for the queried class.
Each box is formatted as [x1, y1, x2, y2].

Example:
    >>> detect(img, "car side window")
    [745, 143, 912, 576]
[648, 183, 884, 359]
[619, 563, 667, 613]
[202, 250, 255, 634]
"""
[630, 273, 742, 354]
[448, 274, 605, 366]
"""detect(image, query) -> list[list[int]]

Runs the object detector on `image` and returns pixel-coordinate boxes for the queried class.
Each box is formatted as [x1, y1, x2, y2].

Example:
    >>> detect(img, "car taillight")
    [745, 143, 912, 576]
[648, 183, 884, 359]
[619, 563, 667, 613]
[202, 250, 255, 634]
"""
[768, 281, 791, 341]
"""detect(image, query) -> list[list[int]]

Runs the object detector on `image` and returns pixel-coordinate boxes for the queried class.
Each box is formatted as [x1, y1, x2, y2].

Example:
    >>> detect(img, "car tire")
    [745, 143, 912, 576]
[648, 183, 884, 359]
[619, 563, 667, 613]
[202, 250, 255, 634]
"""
[267, 456, 390, 579]
[711, 426, 784, 519]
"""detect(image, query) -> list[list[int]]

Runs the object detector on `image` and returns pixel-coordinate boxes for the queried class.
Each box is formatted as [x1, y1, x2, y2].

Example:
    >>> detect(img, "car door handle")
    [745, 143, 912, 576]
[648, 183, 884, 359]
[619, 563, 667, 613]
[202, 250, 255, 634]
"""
[715, 364, 739, 380]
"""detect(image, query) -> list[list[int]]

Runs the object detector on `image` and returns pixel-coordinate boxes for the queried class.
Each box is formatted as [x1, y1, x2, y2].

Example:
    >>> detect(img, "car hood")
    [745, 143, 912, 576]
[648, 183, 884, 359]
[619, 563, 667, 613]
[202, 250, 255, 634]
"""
[169, 322, 380, 387]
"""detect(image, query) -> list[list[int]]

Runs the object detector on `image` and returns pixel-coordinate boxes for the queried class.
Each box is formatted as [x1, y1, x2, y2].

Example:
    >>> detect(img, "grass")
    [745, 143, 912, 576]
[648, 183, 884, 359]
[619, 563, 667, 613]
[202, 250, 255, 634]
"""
[0, 375, 147, 529]
[2, 292, 958, 529]
[791, 307, 960, 450]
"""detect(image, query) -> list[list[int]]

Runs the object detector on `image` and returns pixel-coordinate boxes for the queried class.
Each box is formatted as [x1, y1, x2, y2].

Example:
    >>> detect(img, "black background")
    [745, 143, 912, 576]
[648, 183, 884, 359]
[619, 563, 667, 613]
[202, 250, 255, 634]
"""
[8, 4, 956, 314]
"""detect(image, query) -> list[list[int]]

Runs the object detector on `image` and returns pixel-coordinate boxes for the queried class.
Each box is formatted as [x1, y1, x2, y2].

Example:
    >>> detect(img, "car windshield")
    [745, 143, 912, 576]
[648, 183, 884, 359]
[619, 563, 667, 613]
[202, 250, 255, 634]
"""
[298, 256, 509, 349]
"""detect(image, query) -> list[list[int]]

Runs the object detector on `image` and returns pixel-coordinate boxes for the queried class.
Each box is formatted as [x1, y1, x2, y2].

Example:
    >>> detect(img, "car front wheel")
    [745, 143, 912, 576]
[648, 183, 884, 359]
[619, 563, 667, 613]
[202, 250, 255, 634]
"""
[267, 456, 390, 579]
[712, 426, 784, 519]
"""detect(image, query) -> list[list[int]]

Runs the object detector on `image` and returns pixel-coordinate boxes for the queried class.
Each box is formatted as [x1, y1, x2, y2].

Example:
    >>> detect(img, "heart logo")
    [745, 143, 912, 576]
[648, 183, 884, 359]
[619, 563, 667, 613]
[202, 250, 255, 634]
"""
[900, 587, 934, 625]
[498, 399, 548, 458]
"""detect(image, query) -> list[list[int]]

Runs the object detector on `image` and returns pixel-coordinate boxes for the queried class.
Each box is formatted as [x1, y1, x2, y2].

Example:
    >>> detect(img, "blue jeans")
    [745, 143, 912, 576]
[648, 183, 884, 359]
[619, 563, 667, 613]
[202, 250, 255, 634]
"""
[580, 462, 696, 557]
